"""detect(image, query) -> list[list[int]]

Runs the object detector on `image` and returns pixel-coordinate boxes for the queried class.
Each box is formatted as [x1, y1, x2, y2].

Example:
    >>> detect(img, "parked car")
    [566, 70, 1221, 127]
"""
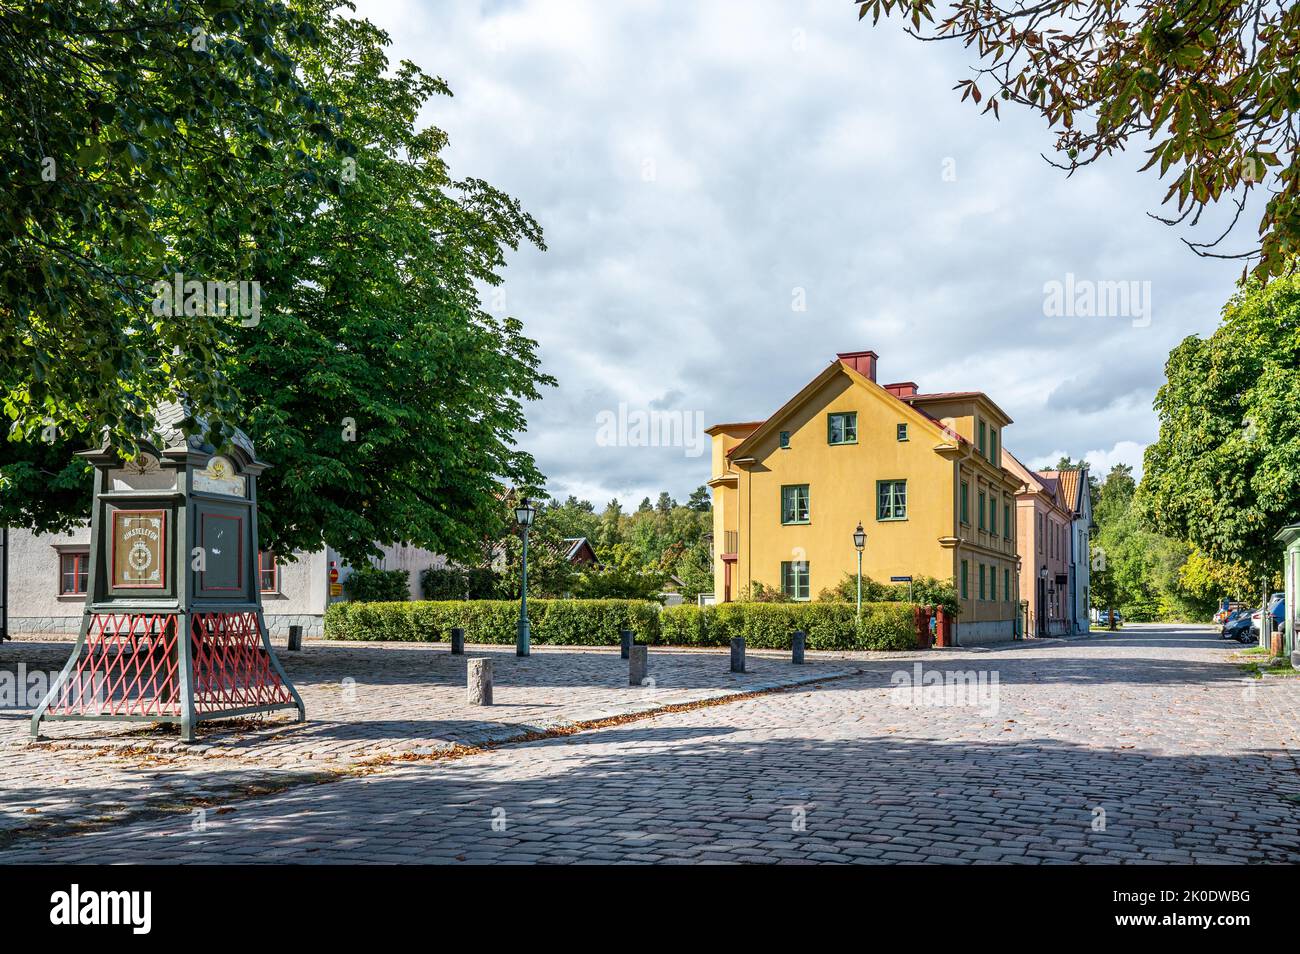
[1220, 608, 1253, 639]
[1251, 594, 1286, 636]
[1223, 612, 1256, 643]
[1214, 601, 1246, 625]
[1097, 610, 1123, 626]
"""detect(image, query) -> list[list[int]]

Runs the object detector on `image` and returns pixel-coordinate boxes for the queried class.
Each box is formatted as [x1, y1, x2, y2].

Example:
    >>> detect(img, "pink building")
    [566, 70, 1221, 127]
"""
[1003, 452, 1075, 637]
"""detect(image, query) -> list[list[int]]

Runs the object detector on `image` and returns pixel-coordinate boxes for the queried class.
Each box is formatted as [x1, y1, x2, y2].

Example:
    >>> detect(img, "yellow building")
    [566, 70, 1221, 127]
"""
[707, 350, 1023, 645]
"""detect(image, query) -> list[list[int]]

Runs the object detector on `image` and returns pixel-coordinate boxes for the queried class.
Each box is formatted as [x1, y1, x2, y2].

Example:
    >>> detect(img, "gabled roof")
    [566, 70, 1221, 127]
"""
[720, 358, 966, 462]
[1038, 467, 1087, 516]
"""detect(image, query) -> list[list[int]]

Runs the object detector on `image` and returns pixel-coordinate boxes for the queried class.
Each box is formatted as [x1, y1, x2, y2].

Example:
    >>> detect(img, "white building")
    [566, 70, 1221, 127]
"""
[0, 524, 447, 637]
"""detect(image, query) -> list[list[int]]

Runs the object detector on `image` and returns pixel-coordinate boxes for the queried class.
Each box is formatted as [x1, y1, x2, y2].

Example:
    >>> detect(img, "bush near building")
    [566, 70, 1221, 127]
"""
[660, 602, 916, 651]
[342, 566, 411, 602]
[326, 599, 916, 651]
[326, 599, 661, 645]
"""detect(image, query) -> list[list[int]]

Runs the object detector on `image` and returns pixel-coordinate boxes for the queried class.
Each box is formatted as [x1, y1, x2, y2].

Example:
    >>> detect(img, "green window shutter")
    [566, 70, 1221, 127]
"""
[978, 421, 986, 456]
[979, 564, 986, 600]
[1004, 568, 1011, 602]
[978, 492, 986, 530]
[961, 560, 968, 599]
[990, 568, 997, 601]
[1004, 503, 1011, 538]
[960, 482, 969, 523]
[990, 501, 998, 535]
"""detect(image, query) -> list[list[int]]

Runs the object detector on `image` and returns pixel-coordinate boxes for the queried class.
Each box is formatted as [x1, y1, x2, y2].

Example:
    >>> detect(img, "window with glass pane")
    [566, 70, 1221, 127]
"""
[978, 492, 986, 529]
[960, 481, 969, 524]
[896, 423, 908, 442]
[781, 561, 810, 601]
[990, 501, 998, 535]
[258, 550, 278, 593]
[781, 485, 809, 525]
[59, 552, 88, 595]
[779, 430, 790, 449]
[978, 420, 987, 456]
[979, 564, 986, 600]
[827, 412, 857, 445]
[1004, 503, 1011, 538]
[1004, 568, 1010, 601]
[877, 480, 906, 520]
[990, 568, 997, 601]
[961, 560, 968, 598]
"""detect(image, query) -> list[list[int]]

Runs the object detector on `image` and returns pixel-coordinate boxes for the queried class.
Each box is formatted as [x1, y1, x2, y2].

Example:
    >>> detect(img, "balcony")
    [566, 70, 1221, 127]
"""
[721, 530, 738, 559]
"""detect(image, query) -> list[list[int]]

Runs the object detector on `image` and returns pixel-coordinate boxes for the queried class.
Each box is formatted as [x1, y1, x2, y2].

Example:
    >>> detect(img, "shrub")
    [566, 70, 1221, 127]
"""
[343, 566, 411, 602]
[658, 601, 915, 650]
[326, 599, 661, 645]
[419, 566, 504, 600]
[328, 599, 918, 650]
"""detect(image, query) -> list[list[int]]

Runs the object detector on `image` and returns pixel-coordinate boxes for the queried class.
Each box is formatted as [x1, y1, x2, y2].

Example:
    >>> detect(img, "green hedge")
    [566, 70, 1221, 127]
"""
[325, 599, 661, 645]
[660, 602, 916, 651]
[326, 599, 916, 651]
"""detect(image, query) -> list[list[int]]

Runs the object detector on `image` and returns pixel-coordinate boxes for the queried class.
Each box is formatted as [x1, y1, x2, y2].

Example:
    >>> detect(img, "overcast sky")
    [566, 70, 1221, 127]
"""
[355, 0, 1247, 507]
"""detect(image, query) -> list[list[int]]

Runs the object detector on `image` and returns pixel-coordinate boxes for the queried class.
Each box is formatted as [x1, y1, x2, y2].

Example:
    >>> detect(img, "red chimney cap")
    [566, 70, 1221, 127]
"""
[836, 350, 879, 382]
[884, 381, 918, 398]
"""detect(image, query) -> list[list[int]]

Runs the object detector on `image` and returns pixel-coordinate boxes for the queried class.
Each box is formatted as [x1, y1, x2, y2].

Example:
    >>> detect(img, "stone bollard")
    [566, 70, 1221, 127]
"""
[287, 625, 302, 651]
[467, 658, 493, 705]
[620, 629, 634, 660]
[730, 637, 745, 673]
[629, 645, 648, 685]
[791, 630, 806, 665]
[450, 627, 465, 655]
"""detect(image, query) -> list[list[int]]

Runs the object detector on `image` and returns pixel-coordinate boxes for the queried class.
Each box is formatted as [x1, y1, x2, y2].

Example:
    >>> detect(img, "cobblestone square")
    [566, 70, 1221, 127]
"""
[3, 625, 1298, 863]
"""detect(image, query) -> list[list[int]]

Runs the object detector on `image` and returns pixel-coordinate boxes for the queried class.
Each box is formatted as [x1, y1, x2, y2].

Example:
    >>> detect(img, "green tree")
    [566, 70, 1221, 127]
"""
[1, 0, 345, 451]
[1141, 275, 1300, 580]
[687, 485, 712, 511]
[2, 7, 555, 566]
[860, 0, 1299, 277]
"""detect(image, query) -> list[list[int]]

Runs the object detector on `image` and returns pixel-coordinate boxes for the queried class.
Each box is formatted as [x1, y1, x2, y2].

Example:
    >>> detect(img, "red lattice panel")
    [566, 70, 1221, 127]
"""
[191, 612, 293, 713]
[48, 614, 181, 716]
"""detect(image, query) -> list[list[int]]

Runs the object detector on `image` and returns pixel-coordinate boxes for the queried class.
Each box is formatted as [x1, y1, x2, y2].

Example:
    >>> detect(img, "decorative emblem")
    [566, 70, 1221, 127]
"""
[194, 456, 246, 497]
[111, 510, 166, 588]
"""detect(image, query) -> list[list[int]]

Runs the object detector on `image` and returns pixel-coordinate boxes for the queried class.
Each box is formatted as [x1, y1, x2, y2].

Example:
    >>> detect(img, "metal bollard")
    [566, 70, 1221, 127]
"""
[450, 627, 465, 655]
[467, 658, 493, 705]
[791, 629, 806, 665]
[730, 637, 745, 673]
[287, 625, 302, 651]
[620, 629, 634, 660]
[629, 645, 648, 685]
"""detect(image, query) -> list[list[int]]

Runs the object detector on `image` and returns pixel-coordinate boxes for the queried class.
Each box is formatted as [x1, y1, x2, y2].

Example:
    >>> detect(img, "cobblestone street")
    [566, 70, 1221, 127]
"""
[3, 624, 1299, 863]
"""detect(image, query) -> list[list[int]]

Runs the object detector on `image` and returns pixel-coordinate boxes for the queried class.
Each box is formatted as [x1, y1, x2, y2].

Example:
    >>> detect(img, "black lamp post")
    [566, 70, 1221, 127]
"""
[514, 496, 536, 657]
[853, 522, 867, 619]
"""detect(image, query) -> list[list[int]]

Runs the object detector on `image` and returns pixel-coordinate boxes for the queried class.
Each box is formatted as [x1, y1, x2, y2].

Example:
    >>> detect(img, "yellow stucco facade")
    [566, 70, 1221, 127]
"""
[708, 352, 1023, 644]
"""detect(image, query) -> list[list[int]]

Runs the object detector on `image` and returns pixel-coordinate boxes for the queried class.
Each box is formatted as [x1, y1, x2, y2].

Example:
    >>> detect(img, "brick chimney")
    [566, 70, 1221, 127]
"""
[837, 350, 878, 381]
[884, 381, 918, 398]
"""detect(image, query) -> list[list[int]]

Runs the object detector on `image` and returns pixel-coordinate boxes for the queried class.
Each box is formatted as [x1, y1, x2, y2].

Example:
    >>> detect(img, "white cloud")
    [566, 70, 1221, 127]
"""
[353, 0, 1240, 506]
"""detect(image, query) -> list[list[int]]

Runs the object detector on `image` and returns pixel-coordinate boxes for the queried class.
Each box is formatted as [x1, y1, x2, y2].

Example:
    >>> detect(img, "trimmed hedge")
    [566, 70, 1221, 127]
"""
[325, 599, 661, 645]
[326, 599, 916, 651]
[660, 602, 916, 651]
[342, 566, 411, 602]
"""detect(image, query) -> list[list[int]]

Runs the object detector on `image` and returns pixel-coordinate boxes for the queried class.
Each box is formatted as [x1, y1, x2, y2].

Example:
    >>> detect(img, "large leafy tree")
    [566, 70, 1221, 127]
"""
[2, 2, 553, 565]
[860, 0, 1300, 277]
[1141, 273, 1300, 579]
[1, 0, 343, 449]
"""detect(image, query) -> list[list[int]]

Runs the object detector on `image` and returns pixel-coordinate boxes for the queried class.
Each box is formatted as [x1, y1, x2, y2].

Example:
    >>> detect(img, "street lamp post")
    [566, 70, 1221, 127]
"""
[514, 496, 536, 657]
[1038, 565, 1049, 638]
[853, 523, 866, 619]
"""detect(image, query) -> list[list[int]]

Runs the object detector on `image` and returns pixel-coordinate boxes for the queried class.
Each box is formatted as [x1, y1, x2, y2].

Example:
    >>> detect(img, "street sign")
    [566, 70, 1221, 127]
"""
[890, 576, 912, 583]
[330, 583, 342, 597]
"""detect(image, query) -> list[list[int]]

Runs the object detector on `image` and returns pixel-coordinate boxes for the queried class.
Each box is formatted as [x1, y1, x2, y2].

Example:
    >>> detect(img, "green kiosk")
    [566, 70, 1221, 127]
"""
[1278, 523, 1300, 665]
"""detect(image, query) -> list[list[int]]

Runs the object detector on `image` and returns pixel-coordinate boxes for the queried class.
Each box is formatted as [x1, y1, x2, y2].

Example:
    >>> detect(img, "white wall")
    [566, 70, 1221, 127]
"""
[7, 525, 90, 633]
